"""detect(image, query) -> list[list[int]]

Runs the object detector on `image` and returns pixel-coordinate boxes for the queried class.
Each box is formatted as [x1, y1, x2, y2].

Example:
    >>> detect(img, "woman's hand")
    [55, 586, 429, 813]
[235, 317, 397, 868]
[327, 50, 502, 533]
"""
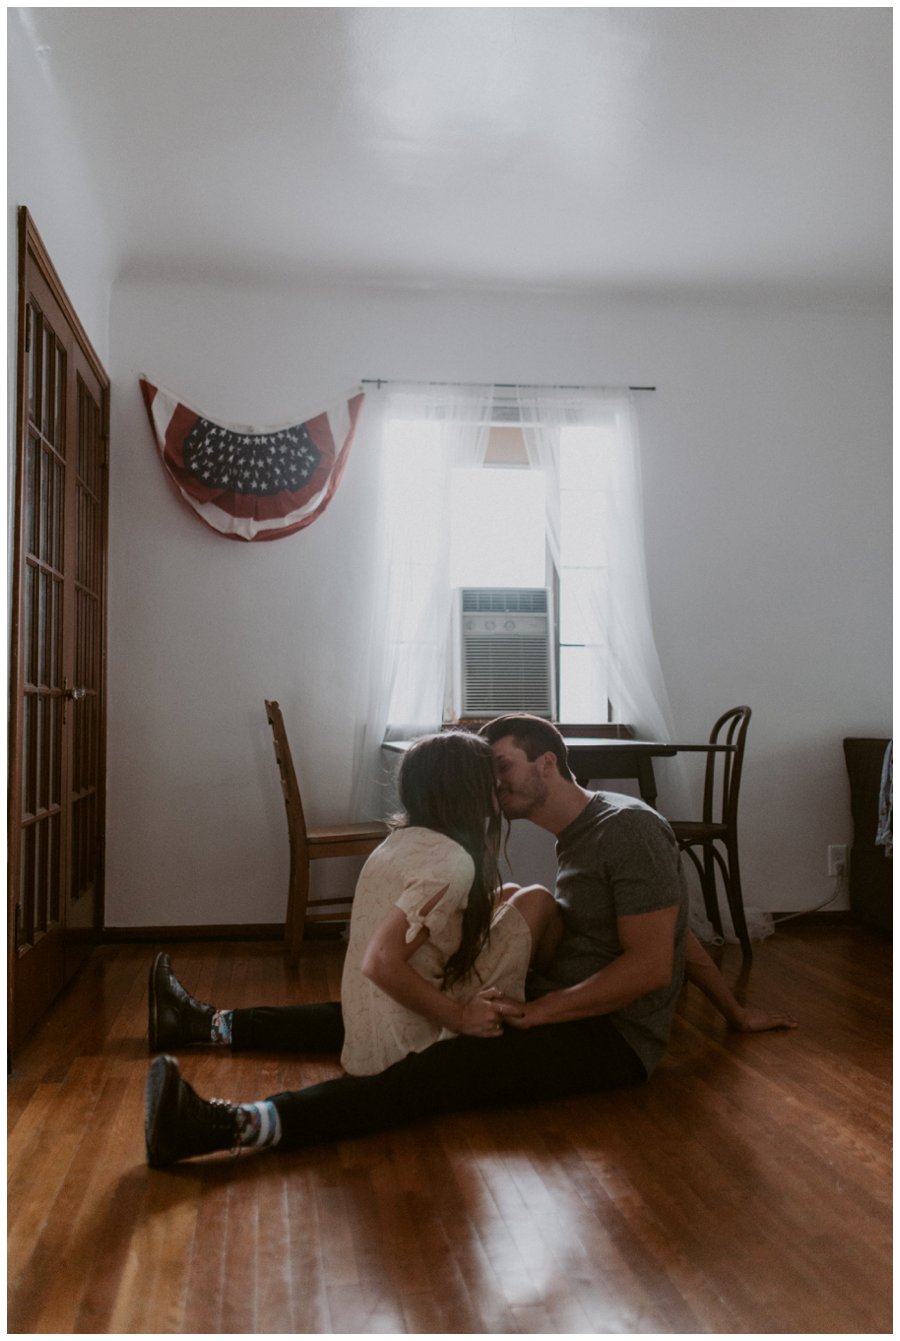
[456, 987, 507, 1037]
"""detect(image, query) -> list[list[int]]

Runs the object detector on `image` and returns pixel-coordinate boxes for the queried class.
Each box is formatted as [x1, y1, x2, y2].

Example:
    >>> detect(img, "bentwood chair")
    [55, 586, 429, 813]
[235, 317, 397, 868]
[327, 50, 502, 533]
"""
[669, 706, 753, 959]
[265, 700, 389, 964]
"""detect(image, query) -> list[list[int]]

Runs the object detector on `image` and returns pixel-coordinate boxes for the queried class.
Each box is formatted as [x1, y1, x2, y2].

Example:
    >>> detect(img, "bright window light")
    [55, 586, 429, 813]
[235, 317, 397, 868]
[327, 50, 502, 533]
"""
[449, 467, 546, 589]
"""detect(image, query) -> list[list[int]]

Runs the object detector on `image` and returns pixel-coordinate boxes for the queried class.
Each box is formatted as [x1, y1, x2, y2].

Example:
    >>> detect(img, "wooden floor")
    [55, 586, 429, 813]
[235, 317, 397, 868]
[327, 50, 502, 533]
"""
[7, 924, 892, 1334]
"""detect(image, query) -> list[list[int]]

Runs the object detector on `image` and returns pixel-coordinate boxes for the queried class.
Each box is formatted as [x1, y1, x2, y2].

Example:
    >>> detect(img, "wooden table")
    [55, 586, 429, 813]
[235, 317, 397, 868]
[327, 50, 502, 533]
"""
[562, 738, 676, 807]
[383, 736, 735, 810]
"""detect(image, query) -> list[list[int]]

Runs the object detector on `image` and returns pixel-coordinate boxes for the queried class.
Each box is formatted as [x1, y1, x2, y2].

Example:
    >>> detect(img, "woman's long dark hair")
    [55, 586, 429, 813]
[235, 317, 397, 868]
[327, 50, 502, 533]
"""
[395, 730, 500, 986]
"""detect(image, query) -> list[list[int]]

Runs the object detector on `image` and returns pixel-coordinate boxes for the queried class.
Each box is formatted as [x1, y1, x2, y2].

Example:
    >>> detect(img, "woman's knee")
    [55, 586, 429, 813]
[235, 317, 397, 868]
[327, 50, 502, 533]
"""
[506, 884, 557, 935]
[508, 883, 554, 911]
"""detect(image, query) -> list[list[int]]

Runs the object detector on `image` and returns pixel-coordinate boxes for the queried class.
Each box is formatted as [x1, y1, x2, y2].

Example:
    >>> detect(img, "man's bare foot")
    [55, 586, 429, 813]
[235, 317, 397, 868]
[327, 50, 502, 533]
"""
[732, 1005, 798, 1032]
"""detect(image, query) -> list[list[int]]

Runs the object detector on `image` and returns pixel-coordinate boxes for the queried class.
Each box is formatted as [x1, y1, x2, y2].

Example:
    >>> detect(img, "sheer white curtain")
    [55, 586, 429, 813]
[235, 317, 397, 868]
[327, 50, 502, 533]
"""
[517, 387, 684, 764]
[517, 386, 769, 943]
[350, 383, 493, 814]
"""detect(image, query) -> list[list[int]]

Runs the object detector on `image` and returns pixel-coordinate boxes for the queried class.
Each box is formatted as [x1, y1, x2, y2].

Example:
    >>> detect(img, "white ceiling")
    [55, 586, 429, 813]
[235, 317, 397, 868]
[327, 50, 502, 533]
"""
[16, 6, 892, 300]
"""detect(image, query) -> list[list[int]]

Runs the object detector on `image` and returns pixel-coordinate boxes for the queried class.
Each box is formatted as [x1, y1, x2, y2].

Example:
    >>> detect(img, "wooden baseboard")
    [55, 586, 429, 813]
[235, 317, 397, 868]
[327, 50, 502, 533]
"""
[101, 923, 347, 944]
[771, 909, 856, 927]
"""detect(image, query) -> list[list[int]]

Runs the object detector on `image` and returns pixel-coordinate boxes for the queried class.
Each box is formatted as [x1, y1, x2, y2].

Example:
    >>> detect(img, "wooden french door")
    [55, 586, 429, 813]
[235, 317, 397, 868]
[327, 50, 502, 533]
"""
[8, 210, 110, 1050]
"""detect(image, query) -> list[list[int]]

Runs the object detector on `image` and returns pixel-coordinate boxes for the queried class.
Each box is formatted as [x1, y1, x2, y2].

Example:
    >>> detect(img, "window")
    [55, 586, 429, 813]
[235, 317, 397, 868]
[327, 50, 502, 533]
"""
[382, 414, 610, 726]
[448, 463, 546, 590]
[349, 383, 680, 821]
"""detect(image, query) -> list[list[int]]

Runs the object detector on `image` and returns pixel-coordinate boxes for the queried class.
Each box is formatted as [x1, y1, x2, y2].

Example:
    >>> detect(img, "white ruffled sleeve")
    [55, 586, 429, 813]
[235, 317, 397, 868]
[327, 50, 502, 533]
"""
[394, 857, 474, 951]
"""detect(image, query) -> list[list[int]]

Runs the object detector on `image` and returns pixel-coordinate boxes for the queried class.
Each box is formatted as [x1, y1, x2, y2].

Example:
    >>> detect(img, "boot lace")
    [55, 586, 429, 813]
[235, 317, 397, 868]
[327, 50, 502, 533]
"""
[182, 1080, 240, 1154]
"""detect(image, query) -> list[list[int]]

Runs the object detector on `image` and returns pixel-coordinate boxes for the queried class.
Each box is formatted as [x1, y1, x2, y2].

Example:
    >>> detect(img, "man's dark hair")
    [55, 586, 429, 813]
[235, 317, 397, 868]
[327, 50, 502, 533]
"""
[478, 714, 575, 783]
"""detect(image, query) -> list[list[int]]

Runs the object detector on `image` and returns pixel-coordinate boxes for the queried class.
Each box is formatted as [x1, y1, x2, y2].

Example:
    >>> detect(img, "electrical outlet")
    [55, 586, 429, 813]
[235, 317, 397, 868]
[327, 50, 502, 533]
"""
[827, 844, 848, 877]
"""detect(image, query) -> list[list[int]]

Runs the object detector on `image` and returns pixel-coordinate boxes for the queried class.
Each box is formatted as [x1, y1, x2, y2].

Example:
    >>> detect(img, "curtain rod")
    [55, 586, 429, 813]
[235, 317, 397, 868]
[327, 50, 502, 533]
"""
[361, 379, 656, 392]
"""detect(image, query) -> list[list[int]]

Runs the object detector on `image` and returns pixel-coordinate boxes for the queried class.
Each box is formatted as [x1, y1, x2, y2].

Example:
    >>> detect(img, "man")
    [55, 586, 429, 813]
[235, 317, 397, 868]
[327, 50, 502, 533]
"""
[144, 715, 794, 1167]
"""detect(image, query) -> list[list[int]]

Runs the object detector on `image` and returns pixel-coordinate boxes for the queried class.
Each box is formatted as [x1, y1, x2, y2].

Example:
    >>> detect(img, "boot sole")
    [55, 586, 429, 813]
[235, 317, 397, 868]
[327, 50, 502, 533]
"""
[145, 1053, 179, 1168]
[147, 952, 168, 1052]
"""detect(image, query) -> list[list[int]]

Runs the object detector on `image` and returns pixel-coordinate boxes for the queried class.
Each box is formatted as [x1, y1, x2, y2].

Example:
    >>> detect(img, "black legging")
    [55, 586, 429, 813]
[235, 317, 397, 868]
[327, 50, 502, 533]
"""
[231, 1002, 345, 1053]
[231, 1003, 646, 1151]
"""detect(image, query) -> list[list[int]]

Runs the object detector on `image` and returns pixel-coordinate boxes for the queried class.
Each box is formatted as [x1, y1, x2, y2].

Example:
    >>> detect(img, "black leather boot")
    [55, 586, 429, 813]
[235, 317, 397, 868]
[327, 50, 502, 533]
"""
[145, 1055, 242, 1168]
[148, 953, 217, 1051]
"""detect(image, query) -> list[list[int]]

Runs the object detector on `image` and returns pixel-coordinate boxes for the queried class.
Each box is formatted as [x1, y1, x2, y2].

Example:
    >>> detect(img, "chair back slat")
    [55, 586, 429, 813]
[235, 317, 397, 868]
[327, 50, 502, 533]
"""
[265, 699, 309, 859]
[264, 698, 388, 960]
[702, 705, 751, 826]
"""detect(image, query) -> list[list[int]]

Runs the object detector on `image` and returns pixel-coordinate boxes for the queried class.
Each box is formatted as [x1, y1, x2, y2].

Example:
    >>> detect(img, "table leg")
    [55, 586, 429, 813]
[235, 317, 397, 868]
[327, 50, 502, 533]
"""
[636, 759, 658, 809]
[572, 757, 659, 809]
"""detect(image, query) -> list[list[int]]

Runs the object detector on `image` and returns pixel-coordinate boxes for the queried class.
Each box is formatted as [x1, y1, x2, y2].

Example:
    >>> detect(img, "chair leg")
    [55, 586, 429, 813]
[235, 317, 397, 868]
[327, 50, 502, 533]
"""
[285, 853, 311, 967]
[697, 842, 724, 938]
[722, 838, 752, 961]
[699, 843, 725, 940]
[681, 844, 724, 939]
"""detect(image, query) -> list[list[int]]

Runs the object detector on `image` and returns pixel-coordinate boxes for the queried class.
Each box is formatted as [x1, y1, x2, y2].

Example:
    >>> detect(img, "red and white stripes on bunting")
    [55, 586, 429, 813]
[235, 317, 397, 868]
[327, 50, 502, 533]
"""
[139, 377, 365, 541]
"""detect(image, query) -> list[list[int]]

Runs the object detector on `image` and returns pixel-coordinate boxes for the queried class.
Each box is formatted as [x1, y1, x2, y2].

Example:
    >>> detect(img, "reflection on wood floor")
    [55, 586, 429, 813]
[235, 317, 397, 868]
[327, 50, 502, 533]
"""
[7, 924, 891, 1334]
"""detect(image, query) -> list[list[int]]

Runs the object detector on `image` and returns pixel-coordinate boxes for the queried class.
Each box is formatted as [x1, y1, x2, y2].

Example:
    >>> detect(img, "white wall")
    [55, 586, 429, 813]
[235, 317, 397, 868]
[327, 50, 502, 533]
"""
[7, 10, 117, 365]
[7, 8, 118, 663]
[106, 278, 890, 927]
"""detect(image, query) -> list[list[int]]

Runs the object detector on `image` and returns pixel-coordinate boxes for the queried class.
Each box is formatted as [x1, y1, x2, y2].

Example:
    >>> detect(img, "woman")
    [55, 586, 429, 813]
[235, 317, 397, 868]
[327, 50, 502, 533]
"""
[148, 731, 561, 1076]
[341, 729, 560, 1073]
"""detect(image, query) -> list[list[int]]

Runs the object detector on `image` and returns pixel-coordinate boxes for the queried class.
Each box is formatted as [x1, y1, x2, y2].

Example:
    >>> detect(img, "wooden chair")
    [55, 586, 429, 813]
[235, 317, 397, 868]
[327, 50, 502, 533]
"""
[264, 700, 389, 964]
[669, 706, 753, 959]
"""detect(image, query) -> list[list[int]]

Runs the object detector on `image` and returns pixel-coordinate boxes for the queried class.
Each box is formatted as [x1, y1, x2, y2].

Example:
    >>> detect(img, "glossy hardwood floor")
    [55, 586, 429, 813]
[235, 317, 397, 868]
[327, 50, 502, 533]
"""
[8, 924, 892, 1334]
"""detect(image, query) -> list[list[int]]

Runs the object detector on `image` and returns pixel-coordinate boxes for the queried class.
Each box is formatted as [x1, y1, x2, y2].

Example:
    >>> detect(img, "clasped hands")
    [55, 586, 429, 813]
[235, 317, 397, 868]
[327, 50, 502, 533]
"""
[456, 987, 535, 1037]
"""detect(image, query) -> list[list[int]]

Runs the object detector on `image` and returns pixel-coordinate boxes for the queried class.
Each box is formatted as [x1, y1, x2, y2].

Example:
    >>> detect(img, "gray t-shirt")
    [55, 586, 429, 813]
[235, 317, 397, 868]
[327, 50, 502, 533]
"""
[528, 791, 688, 1076]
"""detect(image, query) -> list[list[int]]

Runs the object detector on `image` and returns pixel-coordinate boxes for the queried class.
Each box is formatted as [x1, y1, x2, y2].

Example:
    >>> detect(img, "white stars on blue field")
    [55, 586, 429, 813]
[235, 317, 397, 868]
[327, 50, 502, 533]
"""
[183, 418, 321, 495]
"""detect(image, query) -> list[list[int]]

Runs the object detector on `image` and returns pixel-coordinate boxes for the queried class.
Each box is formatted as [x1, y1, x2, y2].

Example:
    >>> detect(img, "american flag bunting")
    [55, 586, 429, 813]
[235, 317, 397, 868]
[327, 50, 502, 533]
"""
[139, 378, 365, 541]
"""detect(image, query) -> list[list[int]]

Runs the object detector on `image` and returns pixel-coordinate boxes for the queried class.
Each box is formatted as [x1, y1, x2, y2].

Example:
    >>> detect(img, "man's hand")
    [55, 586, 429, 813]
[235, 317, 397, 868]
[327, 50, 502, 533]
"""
[493, 994, 539, 1030]
[731, 1004, 798, 1033]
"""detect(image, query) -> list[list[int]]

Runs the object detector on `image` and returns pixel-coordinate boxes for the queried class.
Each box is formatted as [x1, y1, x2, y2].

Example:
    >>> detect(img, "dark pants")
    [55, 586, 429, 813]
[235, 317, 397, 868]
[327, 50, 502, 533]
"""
[231, 1002, 345, 1053]
[232, 1003, 646, 1151]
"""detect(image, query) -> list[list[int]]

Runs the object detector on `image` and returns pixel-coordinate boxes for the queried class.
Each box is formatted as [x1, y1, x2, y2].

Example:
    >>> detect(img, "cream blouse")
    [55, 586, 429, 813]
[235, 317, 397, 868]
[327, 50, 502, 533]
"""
[339, 827, 531, 1076]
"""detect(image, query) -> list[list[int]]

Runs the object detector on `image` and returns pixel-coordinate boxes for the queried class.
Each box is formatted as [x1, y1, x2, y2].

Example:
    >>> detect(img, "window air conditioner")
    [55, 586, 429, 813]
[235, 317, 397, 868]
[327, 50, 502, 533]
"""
[450, 587, 556, 720]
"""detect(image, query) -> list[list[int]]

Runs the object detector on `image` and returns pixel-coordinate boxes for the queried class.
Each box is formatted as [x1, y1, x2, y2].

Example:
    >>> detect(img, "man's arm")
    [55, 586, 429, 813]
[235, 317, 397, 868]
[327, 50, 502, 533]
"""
[497, 905, 678, 1030]
[684, 930, 798, 1032]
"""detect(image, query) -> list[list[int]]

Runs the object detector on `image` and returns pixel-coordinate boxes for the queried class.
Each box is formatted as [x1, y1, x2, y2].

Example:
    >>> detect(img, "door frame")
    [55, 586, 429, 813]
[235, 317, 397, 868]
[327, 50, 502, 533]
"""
[8, 208, 111, 1048]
